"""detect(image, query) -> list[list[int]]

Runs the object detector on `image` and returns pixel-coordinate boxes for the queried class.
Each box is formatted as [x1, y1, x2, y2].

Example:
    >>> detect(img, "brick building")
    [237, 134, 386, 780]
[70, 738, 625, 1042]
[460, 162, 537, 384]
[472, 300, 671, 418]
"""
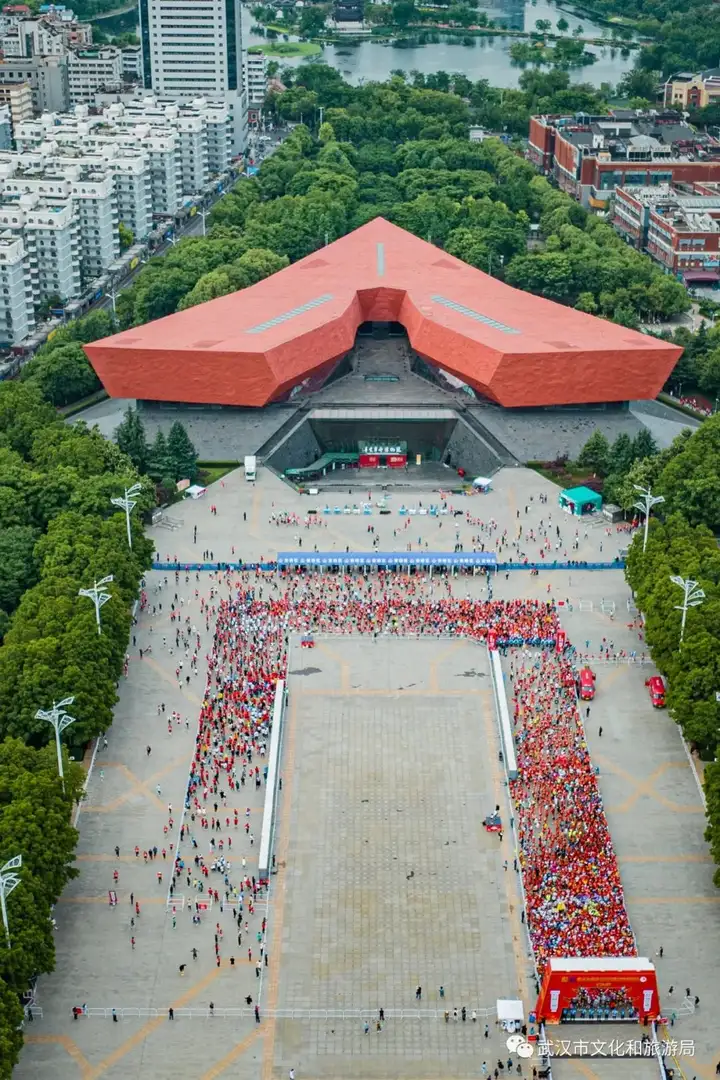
[528, 110, 720, 210]
[612, 183, 720, 284]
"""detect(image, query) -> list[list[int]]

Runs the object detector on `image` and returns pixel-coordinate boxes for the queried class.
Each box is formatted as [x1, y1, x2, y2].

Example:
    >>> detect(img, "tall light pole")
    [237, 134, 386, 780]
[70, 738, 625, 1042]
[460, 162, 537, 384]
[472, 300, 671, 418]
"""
[633, 484, 665, 553]
[111, 483, 142, 550]
[670, 575, 705, 645]
[35, 697, 77, 793]
[78, 575, 114, 634]
[0, 855, 22, 949]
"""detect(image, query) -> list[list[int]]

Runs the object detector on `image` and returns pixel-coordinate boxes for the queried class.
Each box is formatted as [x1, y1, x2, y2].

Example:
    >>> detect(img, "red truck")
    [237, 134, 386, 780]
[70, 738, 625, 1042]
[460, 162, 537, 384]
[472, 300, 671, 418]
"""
[645, 675, 666, 708]
[578, 667, 596, 701]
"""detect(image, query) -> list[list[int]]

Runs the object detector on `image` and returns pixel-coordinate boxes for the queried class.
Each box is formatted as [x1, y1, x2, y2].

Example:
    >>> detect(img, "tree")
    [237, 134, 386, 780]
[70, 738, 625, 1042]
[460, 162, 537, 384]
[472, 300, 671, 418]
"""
[617, 68, 660, 103]
[631, 429, 658, 461]
[149, 430, 171, 480]
[166, 422, 198, 482]
[114, 406, 150, 474]
[0, 526, 39, 617]
[656, 414, 720, 530]
[534, 18, 552, 33]
[556, 16, 569, 31]
[21, 343, 101, 407]
[392, 0, 416, 26]
[576, 431, 610, 475]
[318, 121, 336, 144]
[575, 292, 597, 314]
[118, 223, 134, 250]
[705, 760, 720, 887]
[609, 433, 634, 476]
[0, 978, 24, 1079]
[298, 5, 326, 37]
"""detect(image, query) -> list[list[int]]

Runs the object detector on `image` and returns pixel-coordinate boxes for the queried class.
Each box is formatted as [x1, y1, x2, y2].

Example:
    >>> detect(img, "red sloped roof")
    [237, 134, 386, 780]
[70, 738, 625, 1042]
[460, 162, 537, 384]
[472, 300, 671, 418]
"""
[84, 217, 682, 407]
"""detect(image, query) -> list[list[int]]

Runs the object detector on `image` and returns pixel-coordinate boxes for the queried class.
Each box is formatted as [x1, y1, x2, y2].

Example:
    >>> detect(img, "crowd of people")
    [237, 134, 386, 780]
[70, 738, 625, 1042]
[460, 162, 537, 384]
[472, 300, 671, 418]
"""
[138, 564, 634, 1020]
[508, 651, 636, 976]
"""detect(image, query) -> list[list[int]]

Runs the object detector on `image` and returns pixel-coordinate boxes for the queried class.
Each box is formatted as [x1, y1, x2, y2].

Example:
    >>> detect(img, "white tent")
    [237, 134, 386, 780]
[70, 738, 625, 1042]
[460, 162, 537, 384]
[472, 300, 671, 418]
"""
[472, 476, 493, 490]
[185, 484, 207, 500]
[497, 998, 524, 1031]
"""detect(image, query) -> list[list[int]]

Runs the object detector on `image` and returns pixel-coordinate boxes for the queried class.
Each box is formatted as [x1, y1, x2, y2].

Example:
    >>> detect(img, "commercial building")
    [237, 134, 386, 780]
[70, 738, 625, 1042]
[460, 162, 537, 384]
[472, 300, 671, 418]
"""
[67, 46, 123, 103]
[528, 109, 720, 209]
[138, 0, 248, 153]
[85, 217, 681, 409]
[663, 69, 720, 111]
[613, 183, 720, 283]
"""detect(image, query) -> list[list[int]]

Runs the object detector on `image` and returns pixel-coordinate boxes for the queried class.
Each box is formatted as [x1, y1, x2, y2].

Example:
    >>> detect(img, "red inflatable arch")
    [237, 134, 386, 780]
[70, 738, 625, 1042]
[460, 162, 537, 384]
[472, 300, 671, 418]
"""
[536, 958, 661, 1025]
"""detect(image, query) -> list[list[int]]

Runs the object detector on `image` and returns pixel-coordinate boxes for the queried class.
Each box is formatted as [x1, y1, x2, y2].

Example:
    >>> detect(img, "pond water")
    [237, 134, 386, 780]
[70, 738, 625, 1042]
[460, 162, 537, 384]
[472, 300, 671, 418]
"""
[95, 0, 635, 91]
[243, 0, 634, 89]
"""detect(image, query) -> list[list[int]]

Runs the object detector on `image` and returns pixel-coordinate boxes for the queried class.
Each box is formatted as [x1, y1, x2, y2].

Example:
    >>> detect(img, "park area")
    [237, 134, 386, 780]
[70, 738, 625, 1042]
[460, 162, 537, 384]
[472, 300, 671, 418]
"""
[13, 466, 720, 1080]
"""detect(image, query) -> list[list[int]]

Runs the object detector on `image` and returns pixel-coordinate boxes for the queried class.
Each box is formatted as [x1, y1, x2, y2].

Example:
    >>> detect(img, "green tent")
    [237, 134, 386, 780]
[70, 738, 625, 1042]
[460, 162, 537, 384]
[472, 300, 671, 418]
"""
[559, 485, 602, 516]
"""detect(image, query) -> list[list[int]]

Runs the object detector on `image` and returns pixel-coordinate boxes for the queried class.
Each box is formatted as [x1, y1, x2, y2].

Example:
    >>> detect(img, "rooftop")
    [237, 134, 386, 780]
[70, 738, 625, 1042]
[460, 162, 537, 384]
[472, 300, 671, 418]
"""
[85, 217, 682, 410]
[540, 108, 720, 163]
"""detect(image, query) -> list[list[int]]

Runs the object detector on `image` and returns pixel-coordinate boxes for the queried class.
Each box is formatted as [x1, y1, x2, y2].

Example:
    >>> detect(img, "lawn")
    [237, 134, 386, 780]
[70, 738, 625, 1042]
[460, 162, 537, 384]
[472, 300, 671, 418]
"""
[196, 462, 240, 486]
[261, 40, 322, 57]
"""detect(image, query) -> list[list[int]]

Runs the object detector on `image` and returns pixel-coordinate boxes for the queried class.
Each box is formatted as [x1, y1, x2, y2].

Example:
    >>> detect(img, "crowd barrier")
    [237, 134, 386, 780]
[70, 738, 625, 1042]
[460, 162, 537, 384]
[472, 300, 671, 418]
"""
[151, 560, 626, 573]
[73, 1005, 499, 1021]
[258, 680, 286, 883]
[488, 647, 518, 780]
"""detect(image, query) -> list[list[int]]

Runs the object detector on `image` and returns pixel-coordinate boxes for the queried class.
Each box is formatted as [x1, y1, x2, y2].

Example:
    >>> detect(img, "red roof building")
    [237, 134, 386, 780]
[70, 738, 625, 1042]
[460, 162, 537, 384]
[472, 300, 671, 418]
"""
[84, 217, 682, 408]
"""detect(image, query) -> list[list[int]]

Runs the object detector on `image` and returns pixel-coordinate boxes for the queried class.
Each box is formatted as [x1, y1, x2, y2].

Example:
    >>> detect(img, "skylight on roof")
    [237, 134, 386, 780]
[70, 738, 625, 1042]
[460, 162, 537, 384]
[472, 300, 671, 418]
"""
[431, 295, 520, 335]
[245, 294, 334, 334]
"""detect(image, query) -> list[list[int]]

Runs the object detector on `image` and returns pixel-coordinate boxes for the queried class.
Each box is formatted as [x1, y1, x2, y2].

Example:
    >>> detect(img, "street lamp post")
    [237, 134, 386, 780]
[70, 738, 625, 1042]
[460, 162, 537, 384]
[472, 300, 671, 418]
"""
[633, 484, 665, 553]
[110, 483, 142, 549]
[106, 282, 120, 315]
[0, 855, 22, 949]
[78, 575, 114, 634]
[670, 574, 705, 645]
[35, 697, 77, 792]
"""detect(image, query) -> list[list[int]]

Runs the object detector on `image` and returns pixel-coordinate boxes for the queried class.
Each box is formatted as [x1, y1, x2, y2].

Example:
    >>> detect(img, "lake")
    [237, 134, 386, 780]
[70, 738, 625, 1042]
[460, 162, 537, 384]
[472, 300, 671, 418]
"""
[95, 0, 635, 91]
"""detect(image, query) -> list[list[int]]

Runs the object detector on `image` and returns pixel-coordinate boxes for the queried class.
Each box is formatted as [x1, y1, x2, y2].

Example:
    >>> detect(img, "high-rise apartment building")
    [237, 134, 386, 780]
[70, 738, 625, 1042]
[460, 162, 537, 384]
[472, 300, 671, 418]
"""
[138, 0, 247, 153]
[0, 193, 81, 301]
[0, 231, 33, 344]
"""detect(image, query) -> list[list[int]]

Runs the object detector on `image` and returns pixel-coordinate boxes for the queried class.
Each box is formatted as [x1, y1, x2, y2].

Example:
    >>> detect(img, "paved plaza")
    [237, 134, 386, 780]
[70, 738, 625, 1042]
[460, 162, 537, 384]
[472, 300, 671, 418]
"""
[14, 463, 720, 1080]
[269, 637, 527, 1079]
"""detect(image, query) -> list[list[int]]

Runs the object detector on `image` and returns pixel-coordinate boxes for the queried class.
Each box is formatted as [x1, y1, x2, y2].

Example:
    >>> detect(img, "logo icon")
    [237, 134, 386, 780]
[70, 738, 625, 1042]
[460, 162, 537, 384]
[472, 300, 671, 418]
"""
[506, 1034, 534, 1058]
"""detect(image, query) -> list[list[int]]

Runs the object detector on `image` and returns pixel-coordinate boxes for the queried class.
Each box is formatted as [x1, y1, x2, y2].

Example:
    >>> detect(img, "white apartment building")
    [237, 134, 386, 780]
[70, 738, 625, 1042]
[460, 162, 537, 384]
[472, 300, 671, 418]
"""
[68, 46, 123, 103]
[54, 144, 153, 241]
[106, 96, 232, 176]
[121, 45, 142, 81]
[1, 18, 67, 58]
[67, 169, 119, 276]
[105, 154, 152, 240]
[0, 161, 119, 280]
[0, 231, 33, 344]
[175, 114, 208, 194]
[138, 0, 247, 153]
[0, 193, 81, 301]
[244, 49, 267, 107]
